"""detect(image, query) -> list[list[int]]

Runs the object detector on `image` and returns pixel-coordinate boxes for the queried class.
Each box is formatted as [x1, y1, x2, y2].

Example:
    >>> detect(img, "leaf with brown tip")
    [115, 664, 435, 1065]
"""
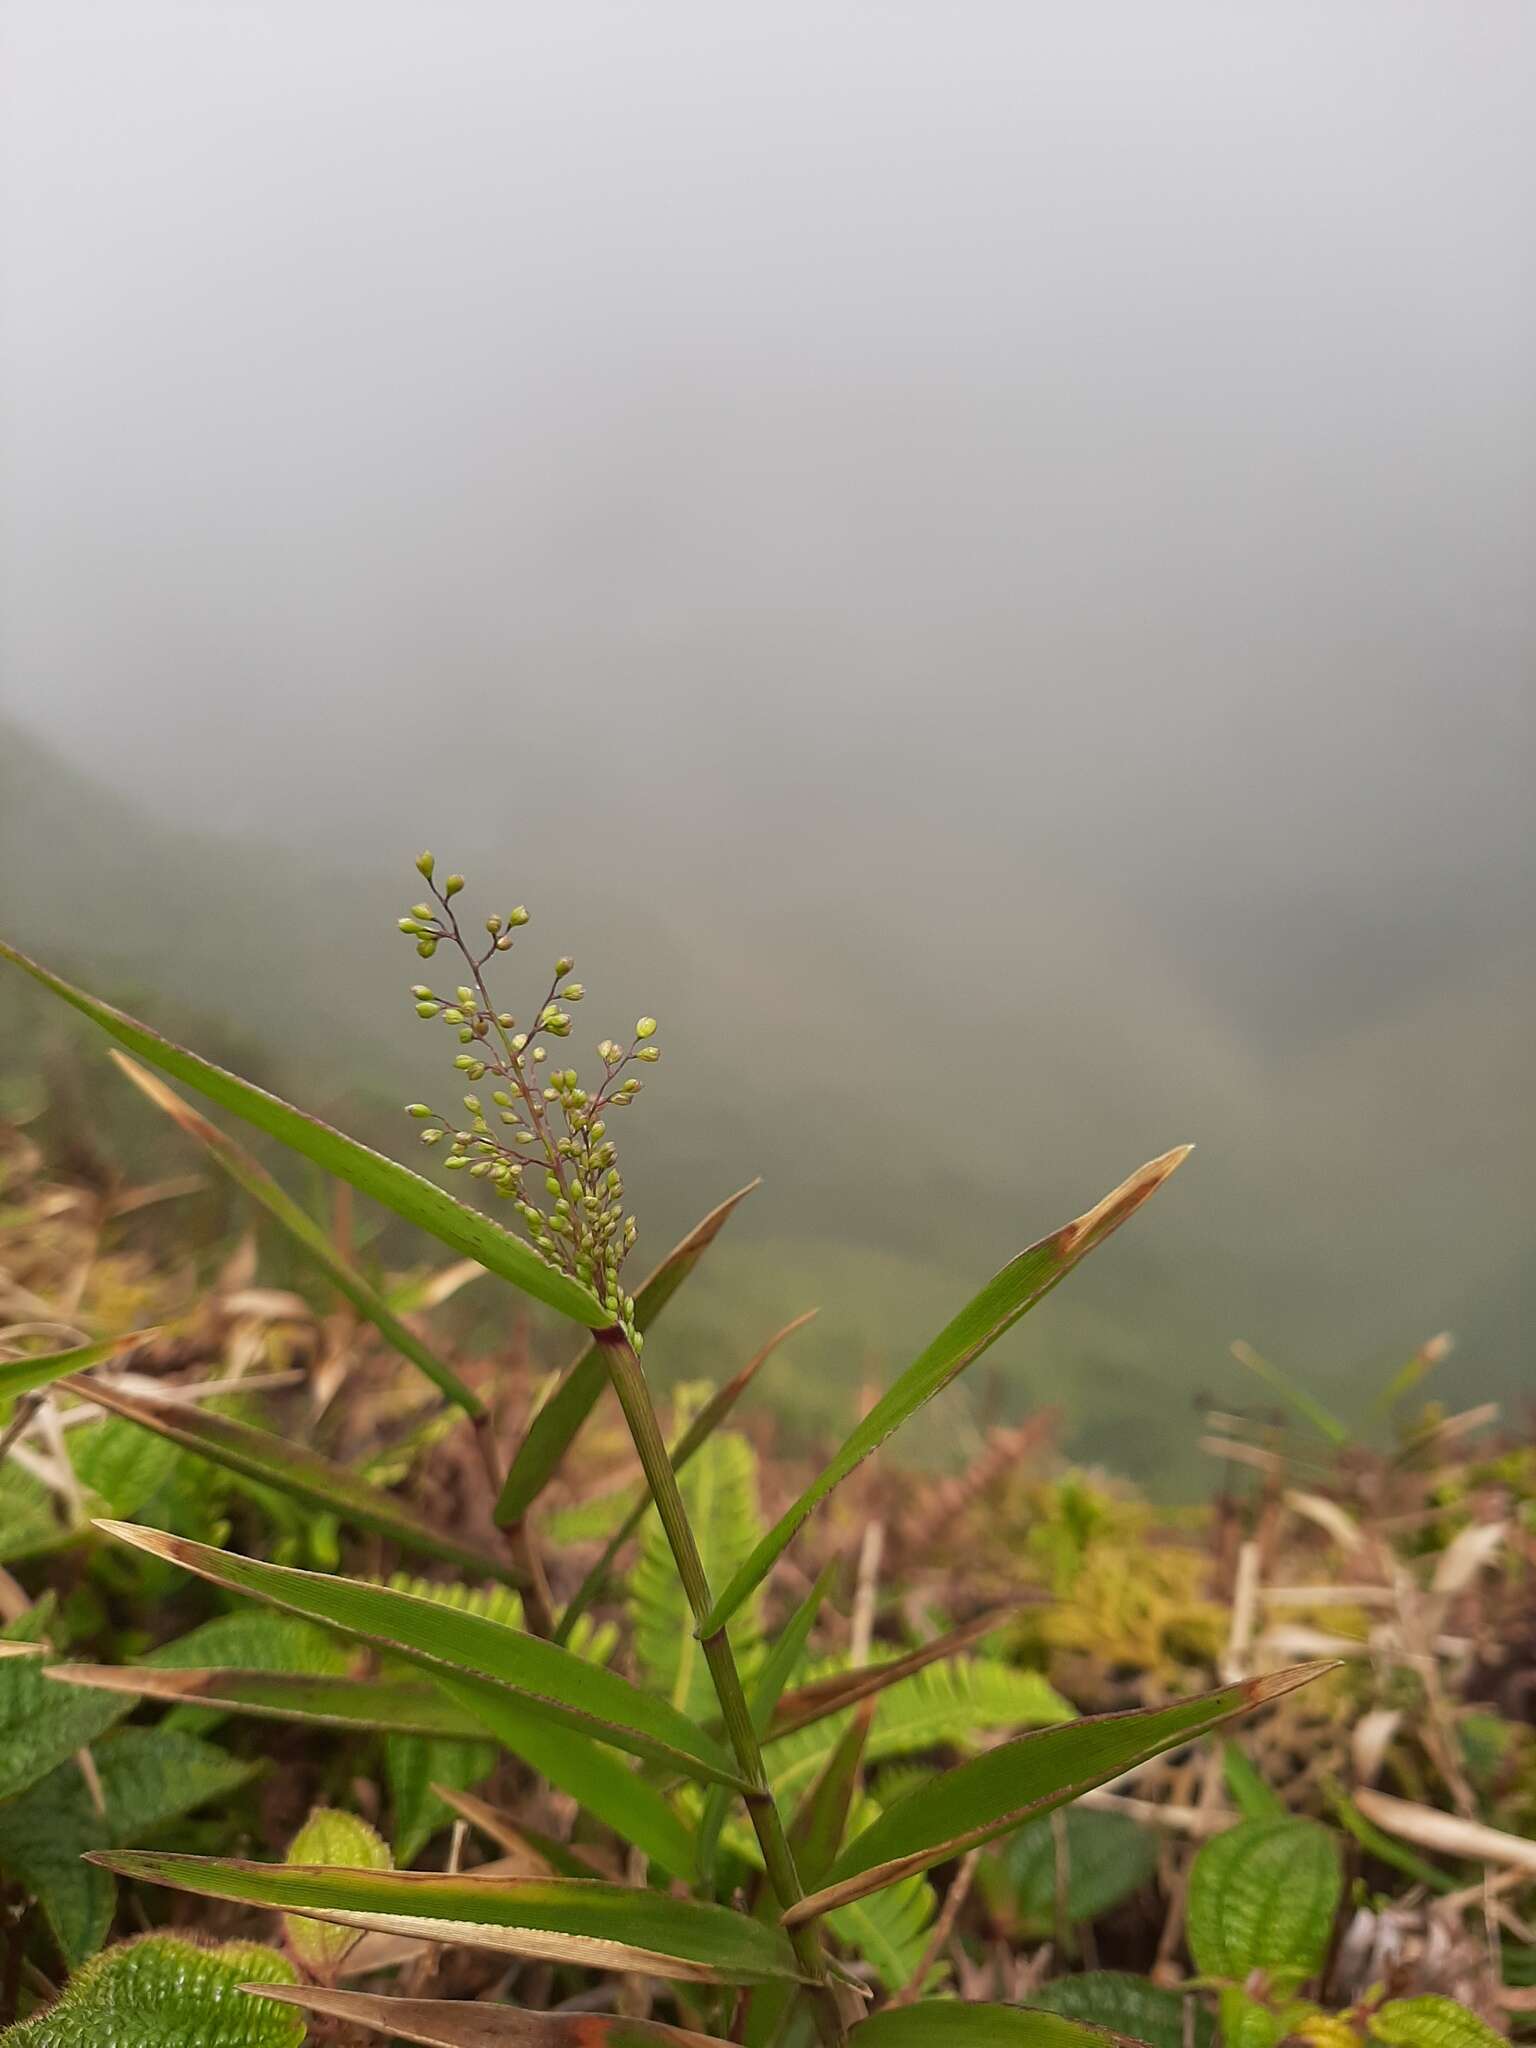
[784, 1662, 1336, 1924]
[703, 1148, 1193, 1633]
[45, 1663, 488, 1739]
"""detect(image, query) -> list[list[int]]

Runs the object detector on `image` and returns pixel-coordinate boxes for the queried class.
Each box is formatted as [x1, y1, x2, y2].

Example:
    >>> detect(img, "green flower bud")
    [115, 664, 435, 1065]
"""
[416, 939, 437, 958]
[485, 915, 503, 935]
[562, 983, 585, 1001]
[412, 904, 432, 920]
[444, 873, 465, 898]
[398, 917, 422, 935]
[405, 1103, 433, 1119]
[508, 906, 530, 927]
[556, 956, 574, 977]
[636, 1017, 657, 1040]
[416, 851, 436, 878]
[495, 935, 514, 951]
[415, 1001, 437, 1018]
[420, 1128, 443, 1145]
[636, 1044, 660, 1062]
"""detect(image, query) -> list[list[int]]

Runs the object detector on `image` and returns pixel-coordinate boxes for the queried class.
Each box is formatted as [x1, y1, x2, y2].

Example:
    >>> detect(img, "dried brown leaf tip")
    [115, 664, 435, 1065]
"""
[1056, 1143, 1194, 1260]
[1244, 1657, 1343, 1704]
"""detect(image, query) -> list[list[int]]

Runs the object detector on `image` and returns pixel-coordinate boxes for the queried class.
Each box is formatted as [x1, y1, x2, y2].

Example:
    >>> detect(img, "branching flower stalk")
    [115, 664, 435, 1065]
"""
[398, 854, 658, 1337]
[402, 860, 847, 2044]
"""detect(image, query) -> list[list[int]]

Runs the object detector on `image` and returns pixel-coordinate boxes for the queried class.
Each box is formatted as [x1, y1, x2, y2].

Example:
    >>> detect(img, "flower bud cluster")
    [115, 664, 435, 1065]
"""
[397, 857, 658, 1332]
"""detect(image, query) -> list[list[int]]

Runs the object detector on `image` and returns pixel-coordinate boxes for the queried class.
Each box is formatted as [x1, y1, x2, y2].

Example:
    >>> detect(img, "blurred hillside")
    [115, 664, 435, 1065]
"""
[4, 711, 1531, 1490]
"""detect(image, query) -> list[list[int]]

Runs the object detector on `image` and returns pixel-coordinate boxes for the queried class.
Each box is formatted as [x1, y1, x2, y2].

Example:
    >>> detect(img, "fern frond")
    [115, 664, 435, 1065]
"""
[629, 1422, 765, 1720]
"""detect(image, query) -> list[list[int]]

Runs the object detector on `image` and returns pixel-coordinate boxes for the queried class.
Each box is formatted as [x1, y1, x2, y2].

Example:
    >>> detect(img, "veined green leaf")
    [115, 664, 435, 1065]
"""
[96, 1520, 745, 1789]
[46, 1663, 489, 1739]
[704, 1148, 1192, 1632]
[1028, 1973, 1213, 2048]
[70, 1378, 519, 1582]
[246, 1986, 736, 2047]
[0, 1606, 132, 1803]
[111, 1054, 483, 1418]
[0, 1328, 157, 1406]
[977, 1809, 1158, 1938]
[786, 1662, 1333, 1923]
[92, 1852, 806, 1985]
[0, 1934, 302, 2048]
[1186, 1816, 1341, 1989]
[495, 1181, 759, 1529]
[556, 1311, 814, 1643]
[850, 2006, 1133, 2048]
[1370, 1998, 1506, 2048]
[0, 940, 607, 1328]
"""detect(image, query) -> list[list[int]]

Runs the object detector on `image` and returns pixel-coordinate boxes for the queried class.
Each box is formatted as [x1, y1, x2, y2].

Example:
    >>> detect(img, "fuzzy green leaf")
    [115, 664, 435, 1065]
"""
[1370, 1999, 1506, 2048]
[1186, 1817, 1341, 1989]
[0, 1605, 131, 1803]
[978, 1808, 1159, 1937]
[0, 1936, 301, 2047]
[284, 1806, 392, 1977]
[1029, 1973, 1214, 2048]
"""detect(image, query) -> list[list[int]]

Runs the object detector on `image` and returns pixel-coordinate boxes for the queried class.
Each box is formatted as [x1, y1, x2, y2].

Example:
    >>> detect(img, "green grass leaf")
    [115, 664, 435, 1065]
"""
[1186, 1816, 1342, 1990]
[495, 1181, 759, 1529]
[243, 1987, 738, 2046]
[283, 1806, 393, 1978]
[48, 1662, 491, 1738]
[95, 1520, 746, 1789]
[849, 2005, 1134, 2048]
[0, 1328, 157, 1406]
[111, 1053, 484, 1417]
[92, 1852, 806, 1985]
[703, 1147, 1192, 1632]
[70, 1377, 520, 1582]
[0, 939, 607, 1328]
[787, 1662, 1333, 1923]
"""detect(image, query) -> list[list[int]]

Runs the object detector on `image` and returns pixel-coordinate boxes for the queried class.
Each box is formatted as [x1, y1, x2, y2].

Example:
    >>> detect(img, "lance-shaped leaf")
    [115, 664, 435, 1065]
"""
[1230, 1342, 1349, 1447]
[429, 1674, 696, 1878]
[96, 1520, 744, 1791]
[0, 1328, 158, 1406]
[704, 1148, 1192, 1632]
[71, 1379, 516, 1584]
[556, 1311, 816, 1644]
[850, 2006, 1134, 2048]
[91, 1853, 806, 1985]
[246, 1986, 737, 2047]
[784, 1662, 1334, 1924]
[46, 1663, 489, 1740]
[430, 1785, 609, 1879]
[110, 1054, 483, 1419]
[496, 1181, 759, 1530]
[0, 939, 607, 1328]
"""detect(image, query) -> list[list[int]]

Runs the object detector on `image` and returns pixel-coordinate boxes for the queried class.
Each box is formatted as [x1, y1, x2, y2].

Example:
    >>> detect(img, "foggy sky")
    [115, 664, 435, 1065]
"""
[2, 3, 1533, 1470]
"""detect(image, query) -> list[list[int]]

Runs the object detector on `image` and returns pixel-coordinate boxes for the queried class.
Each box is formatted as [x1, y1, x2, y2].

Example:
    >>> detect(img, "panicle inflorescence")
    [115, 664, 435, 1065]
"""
[397, 854, 659, 1334]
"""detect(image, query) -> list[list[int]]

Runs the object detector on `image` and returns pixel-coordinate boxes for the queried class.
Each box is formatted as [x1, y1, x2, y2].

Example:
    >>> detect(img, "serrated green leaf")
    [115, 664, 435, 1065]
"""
[704, 1148, 1192, 1632]
[1029, 1972, 1214, 2048]
[1186, 1817, 1341, 1988]
[71, 1378, 519, 1583]
[284, 1806, 392, 1977]
[111, 1053, 484, 1417]
[97, 1520, 744, 1789]
[0, 1606, 131, 1803]
[0, 1729, 258, 1964]
[93, 1851, 806, 1985]
[67, 1414, 182, 1517]
[788, 1663, 1332, 1923]
[1370, 1998, 1506, 2048]
[495, 1182, 759, 1529]
[0, 939, 607, 1328]
[0, 1934, 302, 2046]
[978, 1808, 1159, 1937]
[1217, 1989, 1283, 2048]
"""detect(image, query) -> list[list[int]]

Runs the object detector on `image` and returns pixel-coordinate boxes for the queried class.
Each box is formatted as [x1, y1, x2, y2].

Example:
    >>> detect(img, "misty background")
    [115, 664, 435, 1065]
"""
[2, 3, 1532, 1486]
